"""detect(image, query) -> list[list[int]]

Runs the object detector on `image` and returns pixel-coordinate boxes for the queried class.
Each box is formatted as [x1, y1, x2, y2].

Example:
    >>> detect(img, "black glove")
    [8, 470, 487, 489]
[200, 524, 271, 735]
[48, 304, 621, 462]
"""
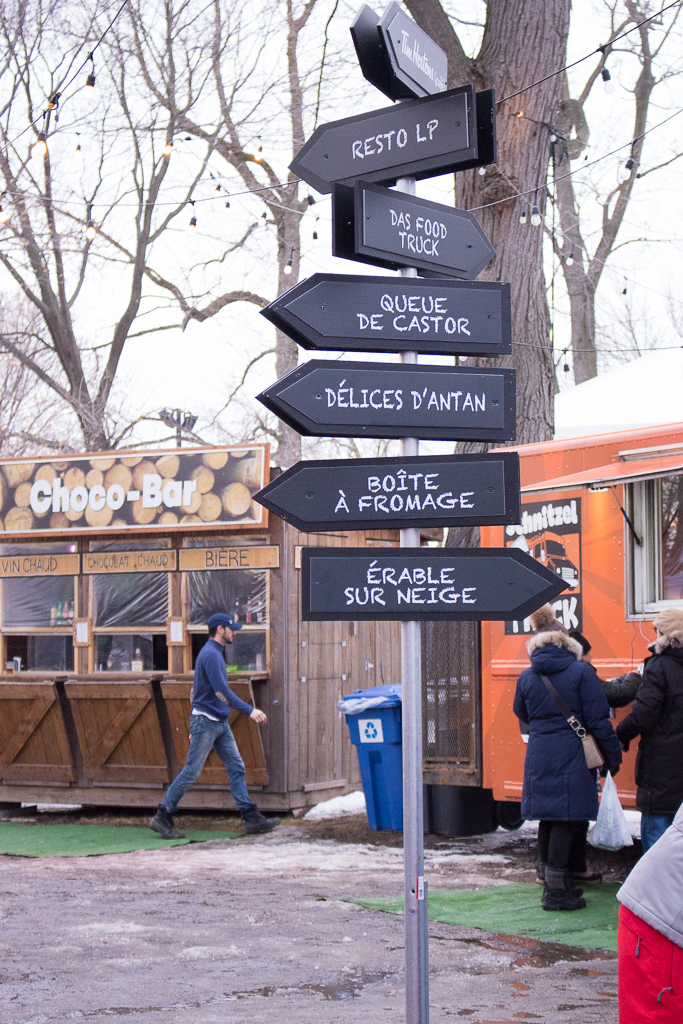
[600, 763, 620, 778]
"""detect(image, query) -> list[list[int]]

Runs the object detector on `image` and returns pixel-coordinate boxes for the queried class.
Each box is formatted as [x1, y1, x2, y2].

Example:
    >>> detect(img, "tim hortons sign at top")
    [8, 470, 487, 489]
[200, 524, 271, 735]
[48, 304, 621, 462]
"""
[351, 4, 447, 101]
[301, 547, 569, 622]
[333, 181, 495, 280]
[289, 85, 492, 195]
[257, 360, 516, 442]
[253, 453, 521, 533]
[261, 274, 511, 357]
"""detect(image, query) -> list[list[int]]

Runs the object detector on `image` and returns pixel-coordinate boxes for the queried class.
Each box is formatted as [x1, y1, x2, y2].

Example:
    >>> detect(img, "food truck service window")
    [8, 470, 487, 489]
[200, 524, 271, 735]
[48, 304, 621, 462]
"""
[628, 474, 683, 613]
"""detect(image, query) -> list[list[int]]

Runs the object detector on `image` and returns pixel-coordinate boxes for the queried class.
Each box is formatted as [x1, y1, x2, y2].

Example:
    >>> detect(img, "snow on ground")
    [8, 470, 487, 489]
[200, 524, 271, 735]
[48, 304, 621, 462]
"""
[304, 791, 366, 820]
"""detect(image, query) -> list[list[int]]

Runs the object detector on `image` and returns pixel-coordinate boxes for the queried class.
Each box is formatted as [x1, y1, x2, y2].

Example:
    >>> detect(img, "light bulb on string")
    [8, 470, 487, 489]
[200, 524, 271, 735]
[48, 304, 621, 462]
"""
[565, 250, 575, 267]
[35, 131, 48, 157]
[601, 67, 614, 94]
[83, 54, 96, 101]
[312, 216, 319, 241]
[163, 140, 173, 157]
[283, 255, 293, 276]
[307, 194, 316, 206]
[619, 157, 635, 182]
[478, 165, 486, 176]
[254, 138, 263, 161]
[215, 183, 221, 195]
[519, 208, 527, 225]
[85, 204, 97, 240]
[260, 211, 268, 226]
[530, 204, 542, 227]
[188, 200, 197, 232]
[225, 200, 231, 209]
[75, 134, 83, 164]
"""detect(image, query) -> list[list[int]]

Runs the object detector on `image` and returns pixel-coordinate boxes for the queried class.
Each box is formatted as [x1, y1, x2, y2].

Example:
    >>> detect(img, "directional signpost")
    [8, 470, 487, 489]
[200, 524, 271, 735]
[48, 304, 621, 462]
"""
[261, 274, 511, 357]
[290, 84, 488, 194]
[333, 180, 495, 279]
[301, 548, 568, 622]
[254, 8, 552, 1022]
[257, 360, 516, 441]
[254, 453, 520, 533]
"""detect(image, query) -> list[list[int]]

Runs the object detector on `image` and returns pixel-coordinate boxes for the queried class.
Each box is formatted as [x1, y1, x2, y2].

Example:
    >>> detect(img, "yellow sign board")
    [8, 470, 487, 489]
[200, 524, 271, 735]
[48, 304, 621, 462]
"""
[0, 552, 79, 578]
[82, 550, 178, 574]
[179, 546, 280, 571]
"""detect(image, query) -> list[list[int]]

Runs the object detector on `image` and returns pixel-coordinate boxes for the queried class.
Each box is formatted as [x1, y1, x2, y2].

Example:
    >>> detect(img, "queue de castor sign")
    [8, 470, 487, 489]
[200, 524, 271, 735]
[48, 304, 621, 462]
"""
[0, 445, 269, 535]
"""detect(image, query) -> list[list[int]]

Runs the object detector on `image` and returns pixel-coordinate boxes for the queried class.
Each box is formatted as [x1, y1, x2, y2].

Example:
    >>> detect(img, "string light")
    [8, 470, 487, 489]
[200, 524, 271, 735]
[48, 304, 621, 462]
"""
[163, 140, 173, 157]
[0, 204, 9, 224]
[254, 137, 263, 161]
[283, 254, 293, 275]
[85, 203, 97, 239]
[35, 131, 48, 157]
[312, 216, 319, 240]
[619, 156, 635, 182]
[519, 208, 527, 225]
[530, 203, 542, 226]
[260, 211, 268, 225]
[225, 200, 231, 209]
[75, 135, 83, 163]
[478, 165, 486, 176]
[83, 54, 96, 98]
[306, 194, 316, 205]
[188, 200, 197, 231]
[601, 66, 614, 93]
[566, 249, 575, 266]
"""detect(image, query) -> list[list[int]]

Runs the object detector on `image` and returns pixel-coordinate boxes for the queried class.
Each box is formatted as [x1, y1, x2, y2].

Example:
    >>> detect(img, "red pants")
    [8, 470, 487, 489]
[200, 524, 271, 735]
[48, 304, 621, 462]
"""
[619, 905, 683, 1022]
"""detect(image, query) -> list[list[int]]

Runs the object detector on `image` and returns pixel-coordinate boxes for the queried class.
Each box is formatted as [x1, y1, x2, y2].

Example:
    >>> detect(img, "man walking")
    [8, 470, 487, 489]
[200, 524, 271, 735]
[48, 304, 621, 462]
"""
[150, 612, 280, 838]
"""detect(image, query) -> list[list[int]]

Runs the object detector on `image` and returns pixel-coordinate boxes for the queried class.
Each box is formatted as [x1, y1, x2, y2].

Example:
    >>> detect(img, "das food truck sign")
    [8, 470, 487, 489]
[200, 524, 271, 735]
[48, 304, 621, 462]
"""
[0, 445, 269, 535]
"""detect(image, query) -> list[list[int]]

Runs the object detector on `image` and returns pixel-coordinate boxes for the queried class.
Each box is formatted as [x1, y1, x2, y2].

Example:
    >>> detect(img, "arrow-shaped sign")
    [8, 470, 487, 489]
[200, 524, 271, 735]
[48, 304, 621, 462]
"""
[351, 4, 448, 101]
[290, 85, 491, 194]
[253, 453, 520, 533]
[301, 547, 569, 622]
[333, 181, 495, 280]
[261, 274, 511, 357]
[257, 360, 516, 442]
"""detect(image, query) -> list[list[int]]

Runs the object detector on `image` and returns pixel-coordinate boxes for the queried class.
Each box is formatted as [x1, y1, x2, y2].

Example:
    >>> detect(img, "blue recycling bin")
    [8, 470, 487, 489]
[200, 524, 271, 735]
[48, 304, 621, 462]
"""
[339, 684, 403, 831]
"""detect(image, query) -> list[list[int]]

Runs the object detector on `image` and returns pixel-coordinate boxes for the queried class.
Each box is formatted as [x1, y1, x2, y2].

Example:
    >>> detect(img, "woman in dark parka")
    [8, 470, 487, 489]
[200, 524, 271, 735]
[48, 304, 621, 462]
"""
[514, 610, 622, 910]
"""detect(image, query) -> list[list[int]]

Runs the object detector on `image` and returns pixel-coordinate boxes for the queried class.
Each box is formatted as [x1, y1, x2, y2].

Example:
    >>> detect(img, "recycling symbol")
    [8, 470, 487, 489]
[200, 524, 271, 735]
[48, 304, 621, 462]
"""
[364, 722, 378, 740]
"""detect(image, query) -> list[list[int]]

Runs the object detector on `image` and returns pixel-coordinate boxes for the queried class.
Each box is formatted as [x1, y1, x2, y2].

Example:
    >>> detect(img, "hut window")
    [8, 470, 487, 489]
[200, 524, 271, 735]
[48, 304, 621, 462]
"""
[90, 540, 169, 627]
[95, 633, 167, 673]
[628, 474, 683, 613]
[0, 543, 76, 629]
[187, 568, 267, 627]
[190, 629, 266, 672]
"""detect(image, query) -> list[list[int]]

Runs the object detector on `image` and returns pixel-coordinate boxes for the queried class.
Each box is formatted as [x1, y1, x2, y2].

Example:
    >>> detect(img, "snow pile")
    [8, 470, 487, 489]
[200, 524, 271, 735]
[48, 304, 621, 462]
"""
[304, 791, 366, 820]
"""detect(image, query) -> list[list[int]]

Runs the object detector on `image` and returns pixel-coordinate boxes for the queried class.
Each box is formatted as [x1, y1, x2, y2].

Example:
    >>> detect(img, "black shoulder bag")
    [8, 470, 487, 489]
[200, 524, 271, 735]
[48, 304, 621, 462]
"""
[539, 673, 605, 770]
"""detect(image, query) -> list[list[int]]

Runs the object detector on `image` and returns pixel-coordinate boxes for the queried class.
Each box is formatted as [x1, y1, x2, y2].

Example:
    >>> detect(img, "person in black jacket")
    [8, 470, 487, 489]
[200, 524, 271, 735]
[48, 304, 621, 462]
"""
[514, 607, 622, 911]
[616, 608, 683, 851]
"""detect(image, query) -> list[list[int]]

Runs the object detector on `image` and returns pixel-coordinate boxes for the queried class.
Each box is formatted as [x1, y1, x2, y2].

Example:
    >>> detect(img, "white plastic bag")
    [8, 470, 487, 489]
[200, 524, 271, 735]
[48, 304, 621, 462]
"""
[587, 772, 634, 851]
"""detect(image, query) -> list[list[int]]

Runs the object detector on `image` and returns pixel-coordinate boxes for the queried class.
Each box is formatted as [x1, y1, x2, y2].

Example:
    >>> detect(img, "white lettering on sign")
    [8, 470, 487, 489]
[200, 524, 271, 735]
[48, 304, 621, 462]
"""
[505, 500, 579, 538]
[355, 294, 471, 338]
[330, 470, 475, 517]
[343, 560, 477, 607]
[399, 30, 447, 91]
[389, 207, 448, 258]
[29, 476, 198, 516]
[351, 119, 438, 160]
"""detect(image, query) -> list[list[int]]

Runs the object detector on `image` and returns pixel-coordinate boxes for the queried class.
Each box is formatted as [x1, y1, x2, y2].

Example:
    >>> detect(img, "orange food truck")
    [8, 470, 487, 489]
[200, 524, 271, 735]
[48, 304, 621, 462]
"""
[481, 420, 683, 815]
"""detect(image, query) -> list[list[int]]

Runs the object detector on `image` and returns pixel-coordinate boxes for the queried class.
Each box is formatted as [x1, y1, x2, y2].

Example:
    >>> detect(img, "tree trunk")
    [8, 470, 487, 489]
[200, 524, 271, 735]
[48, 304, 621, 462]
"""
[406, 0, 572, 445]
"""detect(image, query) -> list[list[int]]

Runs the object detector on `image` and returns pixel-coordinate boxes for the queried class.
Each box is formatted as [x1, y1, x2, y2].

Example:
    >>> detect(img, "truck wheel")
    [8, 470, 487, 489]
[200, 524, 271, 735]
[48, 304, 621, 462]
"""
[495, 801, 524, 830]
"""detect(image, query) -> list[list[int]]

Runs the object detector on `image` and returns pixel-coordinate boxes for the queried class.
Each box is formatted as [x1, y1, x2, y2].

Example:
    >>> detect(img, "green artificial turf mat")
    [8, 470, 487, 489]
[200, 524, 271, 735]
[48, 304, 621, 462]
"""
[0, 822, 240, 858]
[352, 882, 621, 951]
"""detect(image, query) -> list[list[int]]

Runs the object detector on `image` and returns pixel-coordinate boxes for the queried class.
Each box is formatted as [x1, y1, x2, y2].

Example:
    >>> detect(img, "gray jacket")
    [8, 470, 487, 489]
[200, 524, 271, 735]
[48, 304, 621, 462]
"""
[617, 804, 683, 947]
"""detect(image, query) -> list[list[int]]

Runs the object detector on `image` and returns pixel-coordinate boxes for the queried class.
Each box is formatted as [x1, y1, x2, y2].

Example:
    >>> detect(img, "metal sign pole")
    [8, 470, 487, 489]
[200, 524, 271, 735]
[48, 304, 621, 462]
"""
[396, 174, 429, 1024]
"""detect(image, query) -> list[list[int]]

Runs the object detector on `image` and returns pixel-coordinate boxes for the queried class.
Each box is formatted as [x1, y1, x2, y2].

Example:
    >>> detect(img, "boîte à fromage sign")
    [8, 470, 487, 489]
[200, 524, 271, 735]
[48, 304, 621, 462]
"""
[0, 445, 269, 535]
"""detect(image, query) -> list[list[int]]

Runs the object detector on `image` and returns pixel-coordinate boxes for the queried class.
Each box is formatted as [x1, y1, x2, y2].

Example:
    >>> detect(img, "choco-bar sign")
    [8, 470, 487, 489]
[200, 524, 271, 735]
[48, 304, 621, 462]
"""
[0, 444, 269, 535]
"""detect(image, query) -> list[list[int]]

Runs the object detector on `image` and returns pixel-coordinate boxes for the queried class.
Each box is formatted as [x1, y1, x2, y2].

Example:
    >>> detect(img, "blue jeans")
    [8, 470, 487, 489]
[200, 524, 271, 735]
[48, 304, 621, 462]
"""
[640, 813, 674, 852]
[162, 714, 252, 813]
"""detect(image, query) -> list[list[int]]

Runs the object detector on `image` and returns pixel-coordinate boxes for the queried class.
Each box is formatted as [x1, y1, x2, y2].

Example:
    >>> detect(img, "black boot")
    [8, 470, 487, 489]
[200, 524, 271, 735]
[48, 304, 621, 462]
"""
[537, 862, 583, 897]
[241, 803, 280, 835]
[542, 868, 586, 911]
[150, 804, 185, 840]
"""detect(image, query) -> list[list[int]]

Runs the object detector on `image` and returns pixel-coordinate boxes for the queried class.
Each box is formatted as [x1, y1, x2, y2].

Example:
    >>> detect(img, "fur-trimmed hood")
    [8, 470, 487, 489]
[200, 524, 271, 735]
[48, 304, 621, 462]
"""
[528, 603, 568, 635]
[526, 630, 584, 660]
[652, 608, 683, 653]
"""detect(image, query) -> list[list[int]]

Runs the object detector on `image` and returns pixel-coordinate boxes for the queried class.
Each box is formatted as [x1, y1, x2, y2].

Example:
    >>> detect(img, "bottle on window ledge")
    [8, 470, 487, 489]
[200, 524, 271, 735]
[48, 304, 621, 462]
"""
[50, 605, 57, 627]
[246, 598, 252, 624]
[131, 647, 144, 673]
[56, 601, 63, 625]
